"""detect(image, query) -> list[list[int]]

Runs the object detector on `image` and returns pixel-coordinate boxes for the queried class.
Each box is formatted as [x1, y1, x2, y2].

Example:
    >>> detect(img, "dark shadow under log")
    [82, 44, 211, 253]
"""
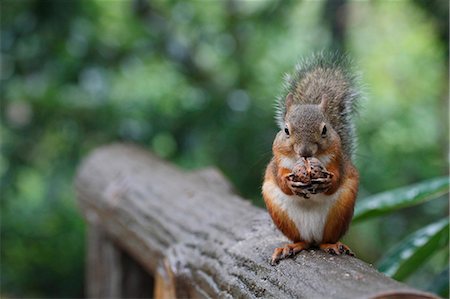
[75, 143, 438, 299]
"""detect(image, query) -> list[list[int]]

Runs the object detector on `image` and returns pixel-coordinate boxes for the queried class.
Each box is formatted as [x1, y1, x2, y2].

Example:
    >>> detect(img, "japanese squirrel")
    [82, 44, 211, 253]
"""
[262, 52, 361, 265]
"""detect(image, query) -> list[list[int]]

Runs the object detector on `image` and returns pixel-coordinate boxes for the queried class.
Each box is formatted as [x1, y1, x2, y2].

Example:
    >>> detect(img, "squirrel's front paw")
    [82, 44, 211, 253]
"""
[286, 175, 311, 198]
[309, 175, 333, 194]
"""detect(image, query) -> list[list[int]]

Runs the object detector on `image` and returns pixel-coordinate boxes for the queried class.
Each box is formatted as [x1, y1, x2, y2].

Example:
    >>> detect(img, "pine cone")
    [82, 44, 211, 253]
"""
[291, 157, 332, 186]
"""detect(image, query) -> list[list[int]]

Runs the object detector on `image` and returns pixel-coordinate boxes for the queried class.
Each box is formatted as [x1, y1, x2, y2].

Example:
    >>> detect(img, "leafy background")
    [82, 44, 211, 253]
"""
[1, 0, 448, 297]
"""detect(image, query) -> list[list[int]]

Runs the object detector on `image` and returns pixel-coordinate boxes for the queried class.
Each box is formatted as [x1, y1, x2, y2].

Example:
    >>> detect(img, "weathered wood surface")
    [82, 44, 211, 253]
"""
[75, 143, 438, 299]
[86, 225, 153, 298]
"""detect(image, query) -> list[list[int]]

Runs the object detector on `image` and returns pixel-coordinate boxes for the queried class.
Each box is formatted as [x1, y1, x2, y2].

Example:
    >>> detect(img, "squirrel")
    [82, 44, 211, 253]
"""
[262, 52, 361, 265]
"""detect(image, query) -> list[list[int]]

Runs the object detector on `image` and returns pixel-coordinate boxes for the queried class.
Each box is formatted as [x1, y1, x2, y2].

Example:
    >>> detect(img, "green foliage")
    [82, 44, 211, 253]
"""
[353, 176, 449, 222]
[378, 217, 449, 280]
[1, 0, 448, 298]
[1, 168, 85, 297]
[427, 266, 450, 298]
[354, 178, 449, 297]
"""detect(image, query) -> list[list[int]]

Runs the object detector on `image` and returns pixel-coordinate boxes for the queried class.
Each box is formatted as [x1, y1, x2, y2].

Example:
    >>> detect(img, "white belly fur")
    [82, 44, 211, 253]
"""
[263, 180, 341, 244]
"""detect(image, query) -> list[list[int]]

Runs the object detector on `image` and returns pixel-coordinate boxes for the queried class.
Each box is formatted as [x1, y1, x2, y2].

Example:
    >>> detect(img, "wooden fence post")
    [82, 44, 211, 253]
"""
[86, 225, 154, 298]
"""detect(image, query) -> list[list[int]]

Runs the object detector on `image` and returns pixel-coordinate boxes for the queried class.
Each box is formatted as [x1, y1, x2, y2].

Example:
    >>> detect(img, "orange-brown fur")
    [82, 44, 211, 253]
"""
[263, 160, 301, 241]
[322, 162, 358, 243]
[320, 142, 343, 195]
[266, 54, 360, 264]
[264, 137, 358, 246]
[275, 164, 295, 196]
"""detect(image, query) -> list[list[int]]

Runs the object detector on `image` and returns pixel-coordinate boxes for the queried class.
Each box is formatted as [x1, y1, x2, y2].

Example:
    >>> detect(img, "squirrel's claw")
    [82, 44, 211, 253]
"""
[285, 176, 311, 198]
[270, 246, 292, 265]
[289, 181, 311, 187]
[319, 242, 355, 257]
[270, 242, 309, 265]
[310, 177, 331, 183]
[309, 176, 333, 194]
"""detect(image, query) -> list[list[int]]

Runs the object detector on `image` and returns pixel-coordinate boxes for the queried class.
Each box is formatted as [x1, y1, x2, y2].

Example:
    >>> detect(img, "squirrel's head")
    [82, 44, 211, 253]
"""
[275, 93, 340, 158]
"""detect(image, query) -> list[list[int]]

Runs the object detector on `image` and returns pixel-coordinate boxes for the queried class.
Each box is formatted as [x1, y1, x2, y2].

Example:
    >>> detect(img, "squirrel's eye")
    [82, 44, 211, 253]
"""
[284, 127, 290, 136]
[321, 125, 327, 137]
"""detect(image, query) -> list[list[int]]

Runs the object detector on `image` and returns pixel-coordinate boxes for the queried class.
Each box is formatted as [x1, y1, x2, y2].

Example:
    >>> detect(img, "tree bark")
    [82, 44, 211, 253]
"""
[75, 143, 438, 299]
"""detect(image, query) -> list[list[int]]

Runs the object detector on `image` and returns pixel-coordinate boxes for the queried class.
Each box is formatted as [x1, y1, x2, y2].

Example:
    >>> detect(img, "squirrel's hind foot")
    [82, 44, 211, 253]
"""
[270, 242, 309, 266]
[319, 242, 355, 257]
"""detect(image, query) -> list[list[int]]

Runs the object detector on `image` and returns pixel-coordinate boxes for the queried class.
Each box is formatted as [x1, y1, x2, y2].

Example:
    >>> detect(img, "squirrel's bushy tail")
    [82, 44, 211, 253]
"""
[276, 51, 362, 158]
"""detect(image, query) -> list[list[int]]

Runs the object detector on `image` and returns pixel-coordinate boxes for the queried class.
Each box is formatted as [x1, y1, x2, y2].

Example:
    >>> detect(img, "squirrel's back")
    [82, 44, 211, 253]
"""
[276, 52, 361, 158]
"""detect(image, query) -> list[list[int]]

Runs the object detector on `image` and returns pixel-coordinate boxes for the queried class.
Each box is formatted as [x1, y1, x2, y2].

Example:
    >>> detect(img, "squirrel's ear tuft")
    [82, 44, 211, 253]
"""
[319, 94, 328, 112]
[285, 93, 294, 110]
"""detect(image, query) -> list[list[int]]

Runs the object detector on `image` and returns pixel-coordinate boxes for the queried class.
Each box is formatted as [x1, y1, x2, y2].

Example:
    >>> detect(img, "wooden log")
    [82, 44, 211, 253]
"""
[75, 143, 439, 299]
[85, 225, 153, 298]
[85, 225, 122, 298]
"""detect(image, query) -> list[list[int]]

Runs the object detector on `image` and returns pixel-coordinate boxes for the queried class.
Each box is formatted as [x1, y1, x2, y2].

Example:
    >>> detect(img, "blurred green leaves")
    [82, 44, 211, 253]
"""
[378, 217, 449, 281]
[354, 177, 449, 297]
[1, 167, 85, 297]
[1, 0, 448, 297]
[354, 176, 449, 222]
[427, 267, 450, 298]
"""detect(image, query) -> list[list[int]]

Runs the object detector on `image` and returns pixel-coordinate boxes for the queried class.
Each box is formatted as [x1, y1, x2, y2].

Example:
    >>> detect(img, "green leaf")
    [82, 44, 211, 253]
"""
[353, 176, 449, 222]
[378, 217, 449, 281]
[427, 266, 449, 298]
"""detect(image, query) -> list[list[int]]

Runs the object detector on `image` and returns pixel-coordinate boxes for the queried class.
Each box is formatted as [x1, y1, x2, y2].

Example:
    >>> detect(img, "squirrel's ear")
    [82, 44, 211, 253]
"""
[319, 94, 328, 112]
[285, 93, 294, 110]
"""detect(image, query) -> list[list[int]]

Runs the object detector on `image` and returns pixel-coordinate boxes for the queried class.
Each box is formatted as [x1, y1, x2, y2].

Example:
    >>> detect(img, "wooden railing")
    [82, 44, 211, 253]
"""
[75, 144, 438, 299]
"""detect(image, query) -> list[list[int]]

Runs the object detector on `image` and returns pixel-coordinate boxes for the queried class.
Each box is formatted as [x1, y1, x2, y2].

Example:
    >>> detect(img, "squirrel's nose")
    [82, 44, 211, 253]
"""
[296, 144, 318, 158]
[300, 148, 312, 158]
